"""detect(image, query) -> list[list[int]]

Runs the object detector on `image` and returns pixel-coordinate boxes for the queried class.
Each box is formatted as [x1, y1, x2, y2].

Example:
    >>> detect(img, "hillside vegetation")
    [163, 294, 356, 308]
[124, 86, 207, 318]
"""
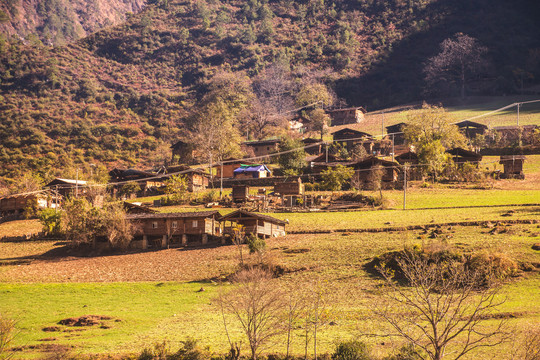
[1, 0, 539, 182]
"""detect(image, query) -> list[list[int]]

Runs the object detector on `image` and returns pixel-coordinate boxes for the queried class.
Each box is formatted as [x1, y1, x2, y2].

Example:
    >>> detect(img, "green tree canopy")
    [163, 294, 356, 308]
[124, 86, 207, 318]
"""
[278, 137, 306, 176]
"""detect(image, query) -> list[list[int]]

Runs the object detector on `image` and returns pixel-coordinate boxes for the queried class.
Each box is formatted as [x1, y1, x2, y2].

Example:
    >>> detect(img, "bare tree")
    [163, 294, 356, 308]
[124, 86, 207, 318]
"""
[0, 314, 15, 360]
[375, 251, 508, 360]
[283, 285, 306, 358]
[299, 280, 332, 360]
[424, 33, 488, 99]
[219, 268, 285, 360]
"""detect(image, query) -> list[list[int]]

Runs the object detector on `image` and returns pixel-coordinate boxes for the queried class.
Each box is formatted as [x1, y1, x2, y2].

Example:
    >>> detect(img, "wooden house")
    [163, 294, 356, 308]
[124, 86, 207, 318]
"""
[171, 140, 195, 164]
[446, 148, 482, 166]
[395, 151, 422, 180]
[328, 107, 367, 126]
[289, 113, 311, 133]
[274, 178, 304, 196]
[491, 125, 538, 146]
[214, 160, 245, 179]
[44, 178, 88, 197]
[127, 210, 222, 248]
[164, 166, 210, 192]
[0, 192, 61, 218]
[499, 155, 526, 179]
[109, 168, 164, 192]
[351, 157, 401, 189]
[385, 122, 407, 145]
[302, 138, 323, 155]
[243, 139, 281, 158]
[455, 120, 488, 139]
[233, 164, 272, 179]
[219, 210, 287, 238]
[332, 128, 374, 153]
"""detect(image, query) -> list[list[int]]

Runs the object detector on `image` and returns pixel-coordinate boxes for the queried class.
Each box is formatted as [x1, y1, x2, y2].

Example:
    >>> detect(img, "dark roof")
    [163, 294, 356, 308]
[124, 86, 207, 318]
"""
[333, 128, 373, 138]
[351, 156, 401, 170]
[308, 153, 339, 163]
[446, 148, 482, 160]
[385, 122, 407, 132]
[301, 138, 322, 144]
[126, 210, 221, 220]
[455, 120, 488, 129]
[218, 210, 287, 225]
[109, 168, 157, 181]
[164, 165, 209, 176]
[395, 151, 418, 162]
[328, 107, 367, 114]
[500, 155, 526, 163]
[171, 140, 189, 149]
[123, 202, 157, 214]
[45, 178, 88, 187]
[243, 138, 281, 147]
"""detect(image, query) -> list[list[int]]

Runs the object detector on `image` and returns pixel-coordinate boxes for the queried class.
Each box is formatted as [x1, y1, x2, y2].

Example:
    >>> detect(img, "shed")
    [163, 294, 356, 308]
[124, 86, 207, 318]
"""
[214, 160, 245, 179]
[499, 155, 526, 179]
[232, 185, 250, 203]
[455, 120, 488, 139]
[446, 148, 482, 165]
[127, 210, 222, 248]
[233, 164, 272, 179]
[219, 210, 287, 238]
[328, 107, 367, 126]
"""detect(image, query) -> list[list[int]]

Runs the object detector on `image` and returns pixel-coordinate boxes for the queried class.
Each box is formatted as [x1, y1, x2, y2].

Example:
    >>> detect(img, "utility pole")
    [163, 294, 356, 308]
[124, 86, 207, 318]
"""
[517, 103, 520, 126]
[403, 165, 407, 210]
[381, 112, 385, 138]
[325, 142, 328, 163]
[220, 162, 224, 199]
[391, 133, 395, 163]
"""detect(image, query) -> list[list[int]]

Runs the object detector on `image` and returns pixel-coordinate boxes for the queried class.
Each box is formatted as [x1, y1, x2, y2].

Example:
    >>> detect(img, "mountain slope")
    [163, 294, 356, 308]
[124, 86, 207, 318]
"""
[0, 0, 539, 182]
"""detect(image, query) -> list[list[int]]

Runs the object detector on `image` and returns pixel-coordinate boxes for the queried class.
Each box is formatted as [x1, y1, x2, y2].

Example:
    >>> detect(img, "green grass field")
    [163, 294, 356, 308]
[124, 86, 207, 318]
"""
[1, 222, 539, 359]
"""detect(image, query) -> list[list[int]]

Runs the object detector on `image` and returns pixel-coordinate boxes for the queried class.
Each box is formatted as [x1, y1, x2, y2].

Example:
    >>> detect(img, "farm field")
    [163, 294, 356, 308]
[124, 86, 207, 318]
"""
[353, 96, 540, 136]
[1, 220, 539, 359]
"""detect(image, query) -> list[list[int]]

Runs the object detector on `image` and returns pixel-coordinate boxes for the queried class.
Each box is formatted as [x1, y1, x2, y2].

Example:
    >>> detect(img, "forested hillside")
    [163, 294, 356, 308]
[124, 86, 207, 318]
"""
[0, 0, 539, 184]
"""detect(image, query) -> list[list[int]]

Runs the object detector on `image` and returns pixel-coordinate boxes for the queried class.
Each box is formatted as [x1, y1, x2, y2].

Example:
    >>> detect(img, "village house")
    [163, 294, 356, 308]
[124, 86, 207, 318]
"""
[127, 210, 222, 249]
[499, 155, 526, 179]
[332, 128, 375, 154]
[170, 140, 195, 164]
[302, 138, 323, 155]
[219, 210, 287, 238]
[351, 157, 402, 189]
[385, 122, 407, 146]
[214, 160, 245, 179]
[395, 151, 422, 180]
[233, 164, 272, 179]
[109, 168, 164, 193]
[243, 139, 281, 158]
[491, 125, 538, 147]
[44, 178, 88, 198]
[0, 192, 61, 218]
[328, 107, 367, 126]
[289, 113, 311, 133]
[455, 120, 488, 139]
[164, 165, 210, 192]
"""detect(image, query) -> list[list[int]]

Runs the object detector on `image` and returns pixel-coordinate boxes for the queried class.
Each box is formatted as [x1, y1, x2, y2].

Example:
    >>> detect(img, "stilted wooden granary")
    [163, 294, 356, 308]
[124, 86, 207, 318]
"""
[127, 210, 222, 249]
[219, 210, 287, 238]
